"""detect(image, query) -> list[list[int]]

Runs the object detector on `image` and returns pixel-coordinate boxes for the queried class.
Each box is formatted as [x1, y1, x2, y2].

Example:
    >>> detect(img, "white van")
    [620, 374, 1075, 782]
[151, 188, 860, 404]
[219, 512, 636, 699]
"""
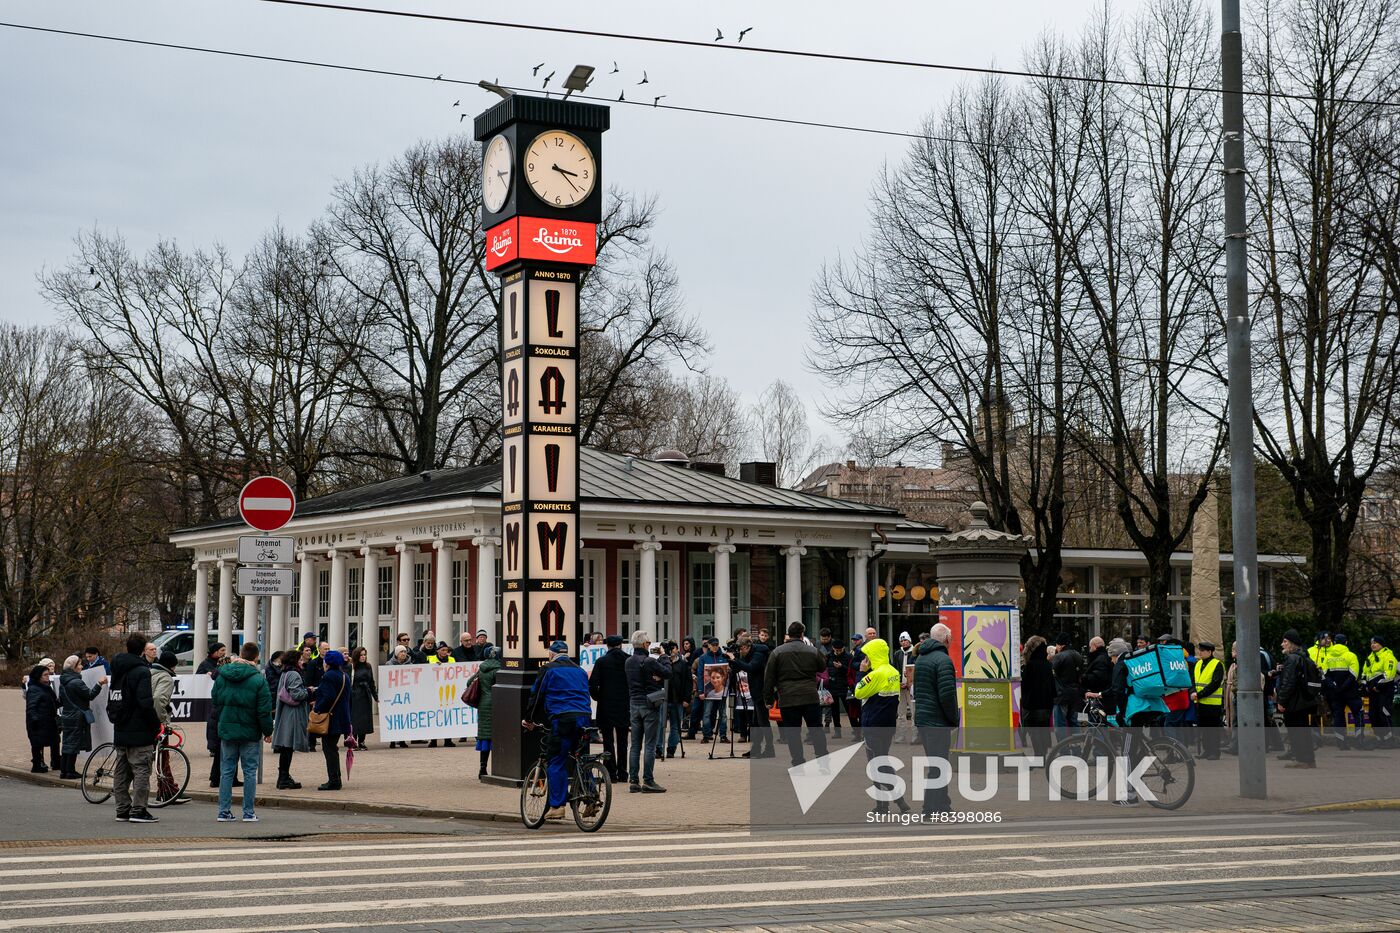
[149, 629, 232, 669]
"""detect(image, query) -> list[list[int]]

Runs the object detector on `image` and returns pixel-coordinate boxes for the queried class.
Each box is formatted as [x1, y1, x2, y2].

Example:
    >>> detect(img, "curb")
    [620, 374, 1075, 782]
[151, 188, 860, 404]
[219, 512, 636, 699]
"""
[0, 763, 649, 828]
[1289, 799, 1400, 814]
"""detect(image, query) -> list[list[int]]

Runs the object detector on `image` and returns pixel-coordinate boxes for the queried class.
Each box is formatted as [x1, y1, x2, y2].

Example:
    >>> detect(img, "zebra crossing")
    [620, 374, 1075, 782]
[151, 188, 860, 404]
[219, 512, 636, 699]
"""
[1, 815, 1397, 932]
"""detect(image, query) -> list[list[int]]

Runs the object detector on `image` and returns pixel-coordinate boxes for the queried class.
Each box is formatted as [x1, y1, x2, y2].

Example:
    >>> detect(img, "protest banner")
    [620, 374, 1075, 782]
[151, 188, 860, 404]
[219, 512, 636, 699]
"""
[377, 661, 481, 743]
[579, 643, 632, 676]
[89, 670, 213, 748]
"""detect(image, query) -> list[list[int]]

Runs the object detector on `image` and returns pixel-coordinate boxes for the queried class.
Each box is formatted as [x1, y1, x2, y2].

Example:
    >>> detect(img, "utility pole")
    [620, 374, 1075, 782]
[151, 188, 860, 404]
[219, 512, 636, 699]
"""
[1221, 0, 1266, 799]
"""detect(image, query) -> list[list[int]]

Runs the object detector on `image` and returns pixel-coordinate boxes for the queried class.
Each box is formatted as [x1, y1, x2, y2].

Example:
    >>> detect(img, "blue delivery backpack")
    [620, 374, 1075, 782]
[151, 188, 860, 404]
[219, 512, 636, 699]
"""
[1122, 645, 1192, 699]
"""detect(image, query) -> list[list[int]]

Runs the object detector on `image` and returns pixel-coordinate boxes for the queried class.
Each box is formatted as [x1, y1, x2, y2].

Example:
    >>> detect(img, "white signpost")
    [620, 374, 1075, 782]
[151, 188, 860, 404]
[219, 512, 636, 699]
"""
[236, 567, 295, 597]
[237, 535, 295, 565]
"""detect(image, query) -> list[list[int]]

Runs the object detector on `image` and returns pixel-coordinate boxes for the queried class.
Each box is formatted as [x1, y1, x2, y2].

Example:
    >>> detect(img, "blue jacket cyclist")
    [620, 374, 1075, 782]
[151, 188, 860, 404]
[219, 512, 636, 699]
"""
[525, 640, 592, 820]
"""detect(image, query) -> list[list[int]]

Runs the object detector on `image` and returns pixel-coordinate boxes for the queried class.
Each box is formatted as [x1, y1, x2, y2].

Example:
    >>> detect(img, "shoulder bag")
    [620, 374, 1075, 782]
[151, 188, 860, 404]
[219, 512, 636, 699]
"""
[461, 673, 482, 708]
[307, 674, 345, 736]
[278, 671, 302, 707]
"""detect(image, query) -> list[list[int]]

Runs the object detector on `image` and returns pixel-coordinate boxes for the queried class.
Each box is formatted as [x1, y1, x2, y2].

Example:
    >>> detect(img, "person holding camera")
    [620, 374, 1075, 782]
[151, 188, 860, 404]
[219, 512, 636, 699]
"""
[624, 631, 670, 794]
[730, 634, 773, 758]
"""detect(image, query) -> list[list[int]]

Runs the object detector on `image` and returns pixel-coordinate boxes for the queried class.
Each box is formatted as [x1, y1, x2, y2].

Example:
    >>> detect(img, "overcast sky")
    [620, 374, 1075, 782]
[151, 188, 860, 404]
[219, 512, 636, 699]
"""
[0, 0, 1144, 446]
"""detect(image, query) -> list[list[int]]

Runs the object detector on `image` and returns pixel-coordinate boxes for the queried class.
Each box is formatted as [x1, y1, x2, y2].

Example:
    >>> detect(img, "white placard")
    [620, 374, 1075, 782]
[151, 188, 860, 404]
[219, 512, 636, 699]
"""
[238, 535, 295, 564]
[82, 667, 113, 747]
[236, 567, 294, 596]
[377, 661, 480, 742]
[579, 643, 633, 676]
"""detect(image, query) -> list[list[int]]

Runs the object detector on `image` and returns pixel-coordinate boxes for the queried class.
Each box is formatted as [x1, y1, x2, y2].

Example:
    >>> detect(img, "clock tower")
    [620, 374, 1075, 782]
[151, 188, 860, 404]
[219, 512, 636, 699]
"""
[474, 94, 608, 782]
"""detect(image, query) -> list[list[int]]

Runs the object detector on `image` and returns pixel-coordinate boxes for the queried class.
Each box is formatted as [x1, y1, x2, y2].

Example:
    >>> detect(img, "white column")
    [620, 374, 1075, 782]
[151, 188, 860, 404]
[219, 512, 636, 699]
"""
[297, 551, 316, 645]
[710, 544, 735, 643]
[472, 535, 500, 645]
[242, 594, 258, 650]
[192, 562, 210, 659]
[269, 595, 288, 655]
[361, 547, 379, 653]
[433, 539, 455, 641]
[396, 542, 414, 643]
[328, 547, 347, 650]
[215, 559, 233, 650]
[849, 549, 872, 634]
[782, 545, 807, 627]
[636, 541, 662, 636]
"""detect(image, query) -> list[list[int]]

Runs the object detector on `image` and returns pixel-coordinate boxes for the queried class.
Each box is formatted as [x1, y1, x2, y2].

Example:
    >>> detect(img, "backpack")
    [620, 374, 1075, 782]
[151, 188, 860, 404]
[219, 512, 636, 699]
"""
[1298, 653, 1323, 703]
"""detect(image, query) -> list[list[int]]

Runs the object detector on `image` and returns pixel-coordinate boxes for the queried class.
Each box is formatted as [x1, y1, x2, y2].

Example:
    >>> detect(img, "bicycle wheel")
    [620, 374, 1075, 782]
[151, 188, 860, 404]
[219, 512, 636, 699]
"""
[80, 744, 118, 805]
[1044, 732, 1115, 801]
[150, 746, 190, 808]
[520, 760, 549, 829]
[571, 758, 612, 833]
[1139, 738, 1195, 811]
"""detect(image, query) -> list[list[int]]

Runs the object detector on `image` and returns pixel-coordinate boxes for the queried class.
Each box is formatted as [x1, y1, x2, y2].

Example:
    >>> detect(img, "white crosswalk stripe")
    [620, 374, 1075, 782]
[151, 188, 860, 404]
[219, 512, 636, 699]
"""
[0, 821, 1394, 932]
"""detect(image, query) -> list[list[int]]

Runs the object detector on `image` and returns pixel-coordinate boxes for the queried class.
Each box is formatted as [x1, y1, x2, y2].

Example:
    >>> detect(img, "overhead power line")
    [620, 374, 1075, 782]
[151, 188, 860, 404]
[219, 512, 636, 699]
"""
[254, 0, 1400, 109]
[0, 21, 1219, 170]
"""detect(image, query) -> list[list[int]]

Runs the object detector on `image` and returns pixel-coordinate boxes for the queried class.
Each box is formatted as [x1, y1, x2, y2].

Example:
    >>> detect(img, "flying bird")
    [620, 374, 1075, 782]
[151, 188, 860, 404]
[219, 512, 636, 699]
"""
[532, 62, 546, 75]
[452, 99, 460, 107]
[738, 27, 753, 42]
[542, 70, 555, 87]
[617, 90, 625, 101]
[610, 61, 619, 74]
[714, 28, 723, 41]
[435, 74, 443, 80]
[653, 95, 667, 107]
[636, 70, 649, 85]
[459, 113, 468, 122]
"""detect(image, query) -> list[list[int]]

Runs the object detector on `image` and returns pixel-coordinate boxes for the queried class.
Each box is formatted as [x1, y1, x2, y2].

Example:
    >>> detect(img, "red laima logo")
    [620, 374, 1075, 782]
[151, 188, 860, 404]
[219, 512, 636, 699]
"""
[531, 225, 584, 255]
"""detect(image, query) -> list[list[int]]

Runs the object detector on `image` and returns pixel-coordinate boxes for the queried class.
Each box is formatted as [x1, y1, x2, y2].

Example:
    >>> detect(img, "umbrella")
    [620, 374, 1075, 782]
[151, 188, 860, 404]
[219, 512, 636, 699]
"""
[344, 733, 358, 781]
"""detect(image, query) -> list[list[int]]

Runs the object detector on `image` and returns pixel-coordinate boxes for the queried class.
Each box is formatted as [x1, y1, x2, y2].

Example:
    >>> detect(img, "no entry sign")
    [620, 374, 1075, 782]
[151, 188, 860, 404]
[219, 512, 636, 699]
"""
[238, 476, 296, 532]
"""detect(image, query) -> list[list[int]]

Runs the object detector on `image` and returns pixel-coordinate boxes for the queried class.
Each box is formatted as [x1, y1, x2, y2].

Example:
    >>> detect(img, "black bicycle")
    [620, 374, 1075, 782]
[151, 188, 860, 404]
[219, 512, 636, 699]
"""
[1045, 699, 1195, 810]
[520, 724, 612, 832]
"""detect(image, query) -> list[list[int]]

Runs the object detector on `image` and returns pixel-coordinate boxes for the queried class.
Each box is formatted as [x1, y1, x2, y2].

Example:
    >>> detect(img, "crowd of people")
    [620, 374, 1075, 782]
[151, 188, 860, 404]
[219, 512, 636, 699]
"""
[21, 616, 1395, 824]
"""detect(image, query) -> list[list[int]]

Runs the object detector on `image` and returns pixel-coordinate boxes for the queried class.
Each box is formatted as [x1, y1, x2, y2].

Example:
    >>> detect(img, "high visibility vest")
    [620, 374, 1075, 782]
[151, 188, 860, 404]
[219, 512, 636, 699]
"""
[1362, 648, 1396, 685]
[1194, 657, 1223, 706]
[1308, 644, 1327, 667]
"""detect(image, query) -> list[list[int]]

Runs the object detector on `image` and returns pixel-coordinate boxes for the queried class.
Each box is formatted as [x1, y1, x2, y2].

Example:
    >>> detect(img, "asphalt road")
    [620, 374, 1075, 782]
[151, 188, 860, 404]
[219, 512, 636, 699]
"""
[2, 775, 1398, 932]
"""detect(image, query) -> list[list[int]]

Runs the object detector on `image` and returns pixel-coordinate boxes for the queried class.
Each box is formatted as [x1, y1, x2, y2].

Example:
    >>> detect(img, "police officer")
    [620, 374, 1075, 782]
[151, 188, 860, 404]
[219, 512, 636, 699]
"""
[1192, 642, 1225, 759]
[1308, 632, 1331, 669]
[1323, 633, 1364, 749]
[1362, 636, 1396, 746]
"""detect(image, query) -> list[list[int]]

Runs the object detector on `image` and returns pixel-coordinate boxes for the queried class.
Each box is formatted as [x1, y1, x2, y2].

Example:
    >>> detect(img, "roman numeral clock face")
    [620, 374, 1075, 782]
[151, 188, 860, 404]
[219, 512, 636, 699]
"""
[525, 130, 596, 208]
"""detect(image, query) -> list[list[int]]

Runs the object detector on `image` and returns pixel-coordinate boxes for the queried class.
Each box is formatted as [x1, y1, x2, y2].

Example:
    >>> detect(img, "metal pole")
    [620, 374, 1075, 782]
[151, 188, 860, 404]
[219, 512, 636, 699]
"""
[1222, 0, 1266, 799]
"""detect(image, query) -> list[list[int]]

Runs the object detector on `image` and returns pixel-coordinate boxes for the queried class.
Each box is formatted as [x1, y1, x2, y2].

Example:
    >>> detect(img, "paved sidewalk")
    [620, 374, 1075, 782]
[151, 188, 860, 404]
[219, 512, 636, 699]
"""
[5, 687, 1397, 824]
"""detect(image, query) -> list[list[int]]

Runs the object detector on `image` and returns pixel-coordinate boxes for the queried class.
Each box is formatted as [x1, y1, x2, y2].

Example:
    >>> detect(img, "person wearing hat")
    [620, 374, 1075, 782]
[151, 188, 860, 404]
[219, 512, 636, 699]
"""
[1322, 633, 1365, 749]
[1275, 630, 1318, 767]
[424, 642, 457, 748]
[311, 649, 353, 790]
[694, 637, 730, 743]
[524, 641, 593, 820]
[588, 634, 631, 783]
[892, 632, 917, 743]
[1192, 642, 1225, 759]
[1361, 636, 1396, 746]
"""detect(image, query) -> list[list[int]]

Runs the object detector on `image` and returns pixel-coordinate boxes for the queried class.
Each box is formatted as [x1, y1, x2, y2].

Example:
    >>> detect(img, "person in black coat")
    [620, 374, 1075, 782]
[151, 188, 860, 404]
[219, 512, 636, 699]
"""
[312, 650, 353, 790]
[1082, 638, 1113, 697]
[196, 643, 233, 787]
[588, 636, 631, 782]
[730, 635, 773, 758]
[24, 665, 60, 773]
[1019, 637, 1056, 758]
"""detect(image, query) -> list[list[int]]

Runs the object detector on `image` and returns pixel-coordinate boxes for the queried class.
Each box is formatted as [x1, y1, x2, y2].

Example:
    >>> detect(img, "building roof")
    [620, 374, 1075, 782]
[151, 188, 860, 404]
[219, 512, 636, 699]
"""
[178, 448, 901, 534]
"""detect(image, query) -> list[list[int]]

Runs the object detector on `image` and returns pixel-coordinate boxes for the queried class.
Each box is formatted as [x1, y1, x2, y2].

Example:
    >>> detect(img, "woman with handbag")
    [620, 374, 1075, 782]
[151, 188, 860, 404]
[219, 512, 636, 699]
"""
[58, 656, 105, 779]
[471, 647, 502, 779]
[310, 650, 352, 790]
[349, 647, 378, 749]
[272, 648, 310, 789]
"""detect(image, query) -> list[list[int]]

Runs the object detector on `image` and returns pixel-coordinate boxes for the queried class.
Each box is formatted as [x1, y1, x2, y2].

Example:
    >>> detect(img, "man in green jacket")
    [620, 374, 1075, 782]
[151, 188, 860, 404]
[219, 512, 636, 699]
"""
[211, 642, 274, 823]
[912, 622, 961, 815]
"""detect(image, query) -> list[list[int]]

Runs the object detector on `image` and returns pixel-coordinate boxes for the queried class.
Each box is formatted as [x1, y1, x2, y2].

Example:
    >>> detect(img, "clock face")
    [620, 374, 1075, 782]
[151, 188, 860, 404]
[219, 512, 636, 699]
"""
[524, 130, 596, 208]
[482, 134, 512, 212]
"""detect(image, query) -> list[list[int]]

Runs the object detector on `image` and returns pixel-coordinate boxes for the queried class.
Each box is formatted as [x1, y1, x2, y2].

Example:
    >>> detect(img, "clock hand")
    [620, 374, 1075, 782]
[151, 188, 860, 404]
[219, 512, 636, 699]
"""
[551, 163, 580, 178]
[551, 164, 581, 193]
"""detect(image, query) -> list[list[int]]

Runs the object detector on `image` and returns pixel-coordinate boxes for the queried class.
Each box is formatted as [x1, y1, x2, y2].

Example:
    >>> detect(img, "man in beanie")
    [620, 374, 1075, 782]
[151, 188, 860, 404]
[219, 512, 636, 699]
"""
[1192, 642, 1226, 759]
[525, 641, 592, 820]
[150, 650, 192, 805]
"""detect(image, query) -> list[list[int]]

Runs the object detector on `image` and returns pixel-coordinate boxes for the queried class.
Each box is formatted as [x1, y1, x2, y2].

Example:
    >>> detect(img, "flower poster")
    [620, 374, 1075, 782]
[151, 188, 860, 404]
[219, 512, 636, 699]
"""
[960, 607, 1013, 680]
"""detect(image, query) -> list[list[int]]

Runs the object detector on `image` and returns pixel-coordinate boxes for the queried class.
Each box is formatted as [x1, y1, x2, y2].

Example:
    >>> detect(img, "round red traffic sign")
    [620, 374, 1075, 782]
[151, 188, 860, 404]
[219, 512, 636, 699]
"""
[238, 476, 296, 532]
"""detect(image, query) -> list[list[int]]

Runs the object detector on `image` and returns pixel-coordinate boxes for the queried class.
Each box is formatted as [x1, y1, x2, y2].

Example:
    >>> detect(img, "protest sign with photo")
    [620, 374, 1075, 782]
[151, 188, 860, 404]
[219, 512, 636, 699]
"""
[701, 663, 730, 700]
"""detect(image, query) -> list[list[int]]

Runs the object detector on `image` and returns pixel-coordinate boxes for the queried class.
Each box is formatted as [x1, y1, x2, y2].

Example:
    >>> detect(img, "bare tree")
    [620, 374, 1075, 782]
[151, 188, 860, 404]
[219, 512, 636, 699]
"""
[1246, 0, 1400, 630]
[749, 379, 828, 487]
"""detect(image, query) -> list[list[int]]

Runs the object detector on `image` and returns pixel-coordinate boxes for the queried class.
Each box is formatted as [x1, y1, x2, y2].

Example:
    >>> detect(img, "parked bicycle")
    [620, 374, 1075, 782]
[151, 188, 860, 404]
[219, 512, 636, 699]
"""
[519, 725, 612, 832]
[1045, 699, 1195, 810]
[81, 725, 191, 807]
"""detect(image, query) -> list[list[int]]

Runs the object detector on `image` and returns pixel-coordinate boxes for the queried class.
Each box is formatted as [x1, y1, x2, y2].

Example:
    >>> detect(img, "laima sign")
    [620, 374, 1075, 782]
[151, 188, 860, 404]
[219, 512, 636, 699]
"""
[238, 476, 296, 532]
[485, 216, 597, 270]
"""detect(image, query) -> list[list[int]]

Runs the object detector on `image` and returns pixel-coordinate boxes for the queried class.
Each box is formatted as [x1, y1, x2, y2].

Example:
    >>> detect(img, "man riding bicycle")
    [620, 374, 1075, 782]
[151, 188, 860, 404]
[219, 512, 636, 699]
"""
[1086, 637, 1169, 807]
[524, 640, 592, 821]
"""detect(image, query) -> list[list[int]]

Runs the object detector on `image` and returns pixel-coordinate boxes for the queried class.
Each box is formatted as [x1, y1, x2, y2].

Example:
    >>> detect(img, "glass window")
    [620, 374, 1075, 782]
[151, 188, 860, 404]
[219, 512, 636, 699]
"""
[317, 569, 330, 619]
[378, 565, 393, 617]
[347, 566, 362, 618]
[692, 560, 715, 618]
[413, 561, 428, 617]
[1097, 567, 1145, 595]
[1058, 566, 1091, 595]
[291, 573, 300, 618]
[452, 557, 469, 617]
